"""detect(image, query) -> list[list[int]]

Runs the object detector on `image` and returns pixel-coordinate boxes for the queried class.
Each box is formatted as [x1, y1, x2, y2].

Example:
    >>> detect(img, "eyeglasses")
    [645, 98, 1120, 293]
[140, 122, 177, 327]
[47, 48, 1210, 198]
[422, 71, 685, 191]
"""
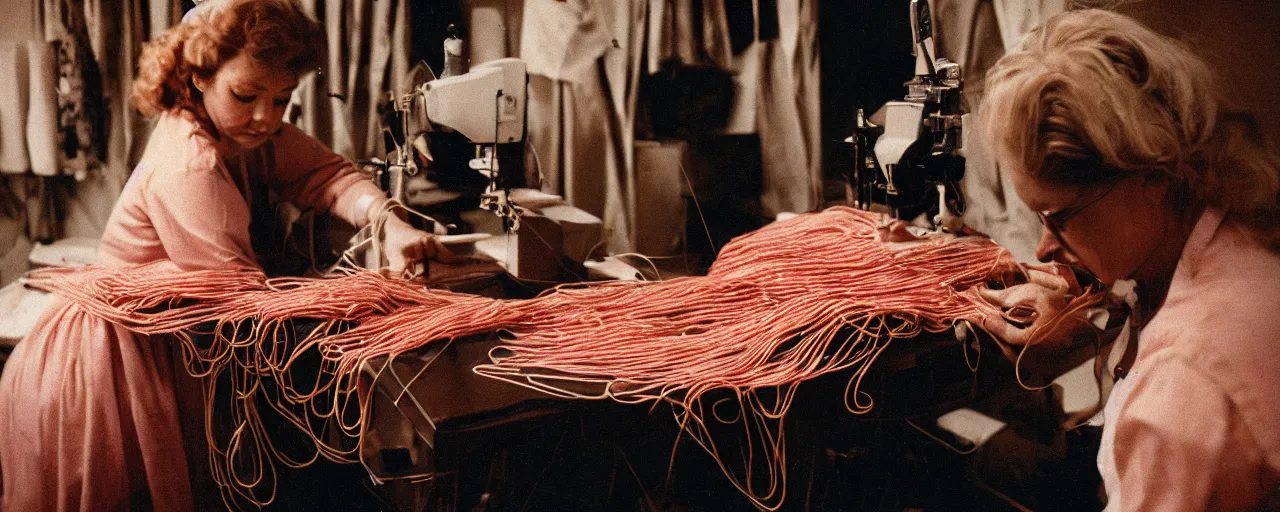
[1036, 175, 1127, 242]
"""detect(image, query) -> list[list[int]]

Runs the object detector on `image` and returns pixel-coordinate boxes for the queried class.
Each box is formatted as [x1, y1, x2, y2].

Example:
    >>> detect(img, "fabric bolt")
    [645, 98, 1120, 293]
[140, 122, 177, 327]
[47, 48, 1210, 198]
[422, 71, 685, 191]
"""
[469, 0, 517, 66]
[0, 41, 61, 177]
[0, 110, 385, 511]
[1097, 208, 1280, 511]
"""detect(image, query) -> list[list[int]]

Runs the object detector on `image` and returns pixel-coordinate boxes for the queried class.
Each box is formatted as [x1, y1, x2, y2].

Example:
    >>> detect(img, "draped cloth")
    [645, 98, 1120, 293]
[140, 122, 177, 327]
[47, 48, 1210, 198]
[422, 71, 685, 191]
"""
[287, 0, 412, 161]
[932, 0, 1064, 262]
[522, 0, 647, 252]
[757, 0, 821, 216]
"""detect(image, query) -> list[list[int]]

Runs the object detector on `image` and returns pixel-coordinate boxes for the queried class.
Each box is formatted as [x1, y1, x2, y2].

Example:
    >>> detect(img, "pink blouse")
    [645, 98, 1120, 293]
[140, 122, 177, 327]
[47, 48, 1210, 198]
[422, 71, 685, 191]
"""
[1099, 208, 1280, 511]
[97, 110, 385, 270]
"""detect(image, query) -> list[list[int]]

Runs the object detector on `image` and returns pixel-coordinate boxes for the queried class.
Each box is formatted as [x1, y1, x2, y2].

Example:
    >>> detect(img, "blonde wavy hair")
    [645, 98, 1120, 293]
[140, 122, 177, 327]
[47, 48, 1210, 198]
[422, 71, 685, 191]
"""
[980, 9, 1280, 250]
[132, 0, 325, 118]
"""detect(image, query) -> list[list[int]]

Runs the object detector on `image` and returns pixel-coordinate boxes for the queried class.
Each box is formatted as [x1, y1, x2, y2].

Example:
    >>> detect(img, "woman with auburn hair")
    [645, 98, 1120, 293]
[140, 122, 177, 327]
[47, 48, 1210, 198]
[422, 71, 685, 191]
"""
[978, 9, 1280, 511]
[0, 0, 448, 509]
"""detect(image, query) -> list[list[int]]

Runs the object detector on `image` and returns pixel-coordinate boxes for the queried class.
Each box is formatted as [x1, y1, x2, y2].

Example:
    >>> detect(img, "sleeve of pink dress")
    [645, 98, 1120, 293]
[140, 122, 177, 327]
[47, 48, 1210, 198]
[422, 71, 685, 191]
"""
[144, 151, 258, 271]
[1109, 353, 1265, 511]
[264, 124, 386, 227]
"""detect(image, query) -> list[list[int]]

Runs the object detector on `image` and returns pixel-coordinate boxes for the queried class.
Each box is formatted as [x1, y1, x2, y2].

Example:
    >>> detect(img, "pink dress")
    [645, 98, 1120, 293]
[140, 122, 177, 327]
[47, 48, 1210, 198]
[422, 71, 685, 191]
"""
[0, 111, 385, 511]
[1098, 208, 1280, 510]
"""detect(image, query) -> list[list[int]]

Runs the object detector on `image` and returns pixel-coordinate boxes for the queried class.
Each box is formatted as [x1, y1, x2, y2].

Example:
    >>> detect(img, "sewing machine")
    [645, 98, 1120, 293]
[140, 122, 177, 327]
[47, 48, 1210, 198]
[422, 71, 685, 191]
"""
[370, 56, 528, 226]
[845, 0, 968, 232]
[367, 44, 608, 282]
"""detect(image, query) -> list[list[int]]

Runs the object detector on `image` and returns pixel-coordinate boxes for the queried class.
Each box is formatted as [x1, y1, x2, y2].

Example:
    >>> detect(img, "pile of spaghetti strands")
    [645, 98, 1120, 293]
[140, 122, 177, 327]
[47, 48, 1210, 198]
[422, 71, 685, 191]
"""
[26, 207, 1101, 510]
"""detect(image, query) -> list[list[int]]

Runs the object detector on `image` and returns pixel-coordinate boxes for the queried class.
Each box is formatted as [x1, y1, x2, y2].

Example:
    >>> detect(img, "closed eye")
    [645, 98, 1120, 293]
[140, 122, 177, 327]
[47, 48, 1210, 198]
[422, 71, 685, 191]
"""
[232, 91, 256, 103]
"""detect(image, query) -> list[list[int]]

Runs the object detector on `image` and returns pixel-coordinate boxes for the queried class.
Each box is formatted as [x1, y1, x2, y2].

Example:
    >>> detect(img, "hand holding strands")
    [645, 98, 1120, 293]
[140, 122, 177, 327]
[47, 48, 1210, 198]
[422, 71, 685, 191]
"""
[878, 218, 1108, 389]
[25, 207, 1106, 510]
[474, 209, 1105, 508]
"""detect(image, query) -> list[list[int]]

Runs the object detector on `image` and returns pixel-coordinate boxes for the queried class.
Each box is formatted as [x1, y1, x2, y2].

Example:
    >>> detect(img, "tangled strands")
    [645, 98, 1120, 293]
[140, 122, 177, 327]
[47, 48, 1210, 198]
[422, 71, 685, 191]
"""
[472, 207, 1028, 509]
[26, 207, 1101, 510]
[26, 262, 516, 508]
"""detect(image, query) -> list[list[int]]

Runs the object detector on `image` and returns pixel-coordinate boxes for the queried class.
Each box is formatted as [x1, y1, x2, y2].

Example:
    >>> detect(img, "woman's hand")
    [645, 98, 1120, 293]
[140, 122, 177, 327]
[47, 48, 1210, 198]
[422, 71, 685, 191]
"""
[977, 264, 1086, 347]
[975, 264, 1106, 382]
[381, 215, 458, 276]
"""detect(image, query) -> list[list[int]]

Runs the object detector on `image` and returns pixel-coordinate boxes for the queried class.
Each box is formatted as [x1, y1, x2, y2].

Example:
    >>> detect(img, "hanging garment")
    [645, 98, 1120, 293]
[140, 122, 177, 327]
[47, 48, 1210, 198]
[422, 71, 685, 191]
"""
[0, 41, 61, 177]
[146, 0, 183, 40]
[646, 0, 734, 72]
[39, 0, 108, 176]
[521, 0, 647, 253]
[7, 175, 63, 243]
[991, 0, 1066, 53]
[756, 0, 821, 216]
[932, 0, 1042, 262]
[519, 0, 614, 82]
[287, 0, 411, 161]
[726, 0, 780, 54]
[64, 0, 149, 241]
[85, 0, 150, 176]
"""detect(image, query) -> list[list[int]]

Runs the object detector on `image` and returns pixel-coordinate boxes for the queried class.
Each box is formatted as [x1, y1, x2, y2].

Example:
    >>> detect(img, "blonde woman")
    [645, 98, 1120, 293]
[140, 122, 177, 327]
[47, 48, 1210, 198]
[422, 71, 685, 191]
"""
[979, 9, 1280, 511]
[0, 1, 447, 509]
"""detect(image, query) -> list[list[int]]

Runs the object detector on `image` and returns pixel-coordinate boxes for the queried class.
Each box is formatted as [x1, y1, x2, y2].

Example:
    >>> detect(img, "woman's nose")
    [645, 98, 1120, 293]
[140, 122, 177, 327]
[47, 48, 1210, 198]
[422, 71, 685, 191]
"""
[252, 100, 270, 122]
[1034, 227, 1064, 263]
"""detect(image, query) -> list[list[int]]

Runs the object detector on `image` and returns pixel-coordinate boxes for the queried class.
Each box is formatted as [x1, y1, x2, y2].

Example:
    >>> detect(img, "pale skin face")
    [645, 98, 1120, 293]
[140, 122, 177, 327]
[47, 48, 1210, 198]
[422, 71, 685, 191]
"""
[192, 52, 459, 270]
[1010, 169, 1172, 287]
[193, 52, 297, 151]
[979, 165, 1190, 351]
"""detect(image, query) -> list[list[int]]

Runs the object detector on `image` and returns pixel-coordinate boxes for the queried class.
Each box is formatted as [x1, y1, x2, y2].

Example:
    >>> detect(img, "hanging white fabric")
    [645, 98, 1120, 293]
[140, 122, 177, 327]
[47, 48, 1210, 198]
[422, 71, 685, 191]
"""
[0, 41, 60, 177]
[520, 0, 615, 83]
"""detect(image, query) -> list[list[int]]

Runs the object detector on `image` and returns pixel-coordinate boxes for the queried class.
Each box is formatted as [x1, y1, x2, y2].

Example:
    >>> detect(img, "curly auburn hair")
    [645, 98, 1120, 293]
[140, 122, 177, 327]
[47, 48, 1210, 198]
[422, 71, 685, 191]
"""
[132, 0, 325, 117]
[980, 9, 1280, 250]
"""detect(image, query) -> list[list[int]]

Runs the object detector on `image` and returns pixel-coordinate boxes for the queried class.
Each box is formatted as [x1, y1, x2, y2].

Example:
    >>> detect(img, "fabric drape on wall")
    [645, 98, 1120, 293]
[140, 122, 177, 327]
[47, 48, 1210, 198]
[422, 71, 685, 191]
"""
[38, 0, 107, 178]
[757, 0, 821, 216]
[288, 0, 411, 161]
[521, 0, 647, 253]
[932, 0, 1039, 262]
[0, 41, 59, 177]
[932, 0, 1064, 262]
[69, 0, 152, 241]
